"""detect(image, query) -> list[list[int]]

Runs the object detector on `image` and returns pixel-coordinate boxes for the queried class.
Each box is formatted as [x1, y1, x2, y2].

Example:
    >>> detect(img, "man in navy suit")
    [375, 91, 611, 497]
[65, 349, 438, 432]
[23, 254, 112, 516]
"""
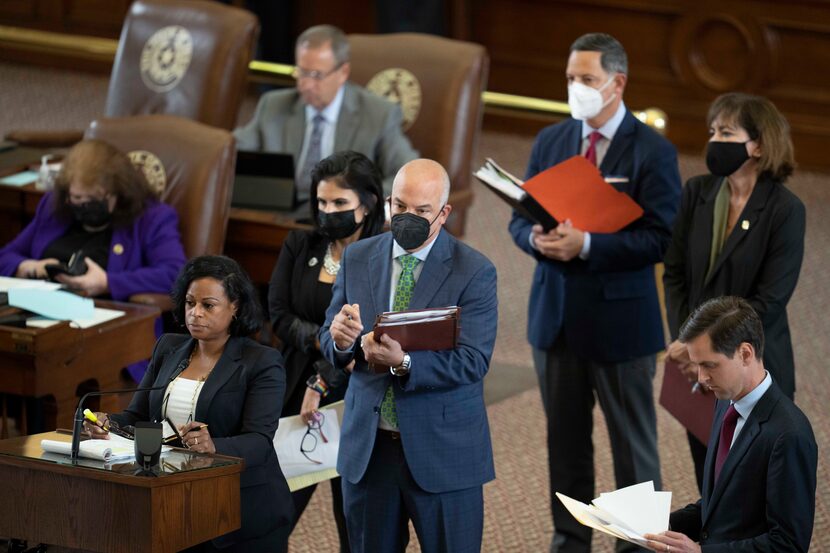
[646, 296, 816, 552]
[509, 33, 681, 553]
[320, 159, 498, 553]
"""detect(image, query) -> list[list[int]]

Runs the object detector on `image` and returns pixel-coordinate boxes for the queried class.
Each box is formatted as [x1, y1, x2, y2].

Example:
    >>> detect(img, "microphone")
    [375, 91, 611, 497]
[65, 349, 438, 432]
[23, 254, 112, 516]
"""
[71, 357, 190, 461]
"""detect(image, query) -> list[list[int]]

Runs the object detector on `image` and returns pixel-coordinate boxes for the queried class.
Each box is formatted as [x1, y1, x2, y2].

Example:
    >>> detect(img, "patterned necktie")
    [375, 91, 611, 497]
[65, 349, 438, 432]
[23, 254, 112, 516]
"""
[714, 404, 740, 483]
[297, 113, 325, 202]
[584, 130, 603, 166]
[380, 255, 420, 428]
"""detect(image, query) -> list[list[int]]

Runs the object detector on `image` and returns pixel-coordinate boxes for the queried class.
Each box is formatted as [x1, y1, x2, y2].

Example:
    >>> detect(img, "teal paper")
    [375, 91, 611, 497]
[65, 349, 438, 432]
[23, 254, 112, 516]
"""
[8, 288, 95, 321]
[0, 171, 39, 187]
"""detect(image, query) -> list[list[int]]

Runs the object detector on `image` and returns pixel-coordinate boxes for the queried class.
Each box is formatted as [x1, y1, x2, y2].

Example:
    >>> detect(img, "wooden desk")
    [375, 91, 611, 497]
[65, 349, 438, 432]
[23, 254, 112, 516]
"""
[0, 300, 159, 430]
[0, 431, 243, 552]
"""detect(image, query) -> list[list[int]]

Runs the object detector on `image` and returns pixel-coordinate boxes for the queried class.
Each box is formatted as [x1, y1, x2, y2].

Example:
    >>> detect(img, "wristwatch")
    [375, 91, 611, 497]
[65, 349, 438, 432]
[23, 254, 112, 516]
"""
[306, 374, 329, 397]
[390, 352, 411, 376]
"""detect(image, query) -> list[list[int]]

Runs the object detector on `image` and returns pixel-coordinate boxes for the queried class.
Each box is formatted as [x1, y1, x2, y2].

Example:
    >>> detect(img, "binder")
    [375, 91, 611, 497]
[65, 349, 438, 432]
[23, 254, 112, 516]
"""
[659, 358, 716, 444]
[474, 158, 558, 231]
[372, 306, 460, 352]
[474, 155, 644, 233]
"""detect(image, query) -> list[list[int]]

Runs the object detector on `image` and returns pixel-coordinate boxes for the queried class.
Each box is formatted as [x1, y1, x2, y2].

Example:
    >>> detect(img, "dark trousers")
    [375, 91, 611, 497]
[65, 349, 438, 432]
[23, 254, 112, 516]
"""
[533, 338, 661, 553]
[290, 477, 350, 553]
[342, 431, 483, 553]
[182, 523, 290, 552]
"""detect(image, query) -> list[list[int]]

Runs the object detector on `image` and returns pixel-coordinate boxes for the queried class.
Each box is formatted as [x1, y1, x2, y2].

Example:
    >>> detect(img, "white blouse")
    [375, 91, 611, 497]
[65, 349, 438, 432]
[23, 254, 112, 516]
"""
[161, 377, 206, 439]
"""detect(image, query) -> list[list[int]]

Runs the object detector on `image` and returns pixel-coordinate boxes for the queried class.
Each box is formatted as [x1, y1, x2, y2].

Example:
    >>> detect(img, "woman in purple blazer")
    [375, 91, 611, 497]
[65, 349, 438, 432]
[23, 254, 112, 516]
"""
[0, 139, 187, 381]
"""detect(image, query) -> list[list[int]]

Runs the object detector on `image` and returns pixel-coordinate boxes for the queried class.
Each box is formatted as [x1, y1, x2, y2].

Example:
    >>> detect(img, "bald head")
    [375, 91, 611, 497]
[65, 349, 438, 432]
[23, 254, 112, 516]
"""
[389, 159, 453, 251]
[392, 159, 450, 206]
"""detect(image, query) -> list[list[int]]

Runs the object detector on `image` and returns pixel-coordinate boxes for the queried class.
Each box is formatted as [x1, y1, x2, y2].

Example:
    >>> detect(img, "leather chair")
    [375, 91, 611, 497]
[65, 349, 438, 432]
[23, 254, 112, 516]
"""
[347, 33, 489, 236]
[6, 0, 258, 146]
[84, 114, 236, 307]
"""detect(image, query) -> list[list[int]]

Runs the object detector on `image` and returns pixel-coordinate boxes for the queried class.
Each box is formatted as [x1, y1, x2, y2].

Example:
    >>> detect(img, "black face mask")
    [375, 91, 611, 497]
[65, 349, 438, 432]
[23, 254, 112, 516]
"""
[706, 141, 750, 177]
[391, 208, 443, 250]
[317, 209, 362, 240]
[70, 199, 112, 228]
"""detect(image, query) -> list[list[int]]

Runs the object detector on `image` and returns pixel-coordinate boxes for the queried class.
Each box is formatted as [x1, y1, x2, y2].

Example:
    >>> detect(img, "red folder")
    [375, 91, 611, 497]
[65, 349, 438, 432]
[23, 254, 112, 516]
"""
[659, 359, 716, 444]
[522, 155, 644, 233]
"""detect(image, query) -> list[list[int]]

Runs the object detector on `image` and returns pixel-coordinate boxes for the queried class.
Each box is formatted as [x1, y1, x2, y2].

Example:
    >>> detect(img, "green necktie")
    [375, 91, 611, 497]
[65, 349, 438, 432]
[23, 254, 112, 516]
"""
[380, 254, 420, 428]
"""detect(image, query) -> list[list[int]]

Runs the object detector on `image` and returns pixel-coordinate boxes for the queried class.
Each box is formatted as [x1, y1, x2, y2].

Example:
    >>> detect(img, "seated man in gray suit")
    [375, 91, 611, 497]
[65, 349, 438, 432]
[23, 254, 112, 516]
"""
[234, 24, 418, 199]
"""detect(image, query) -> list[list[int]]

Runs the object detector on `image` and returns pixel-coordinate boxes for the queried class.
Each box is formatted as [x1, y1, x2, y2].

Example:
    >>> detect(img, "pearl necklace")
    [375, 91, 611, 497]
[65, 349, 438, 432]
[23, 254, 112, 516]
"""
[323, 243, 341, 276]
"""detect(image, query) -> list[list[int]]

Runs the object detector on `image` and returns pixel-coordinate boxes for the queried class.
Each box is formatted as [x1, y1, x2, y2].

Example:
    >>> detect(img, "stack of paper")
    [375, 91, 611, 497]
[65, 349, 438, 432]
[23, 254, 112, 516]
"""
[42, 434, 137, 462]
[556, 481, 671, 547]
[41, 433, 172, 462]
[474, 158, 558, 231]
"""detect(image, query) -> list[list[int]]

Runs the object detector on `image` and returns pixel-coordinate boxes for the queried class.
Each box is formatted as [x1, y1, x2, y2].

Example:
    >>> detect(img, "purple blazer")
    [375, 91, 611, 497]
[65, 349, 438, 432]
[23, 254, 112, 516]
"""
[0, 192, 186, 301]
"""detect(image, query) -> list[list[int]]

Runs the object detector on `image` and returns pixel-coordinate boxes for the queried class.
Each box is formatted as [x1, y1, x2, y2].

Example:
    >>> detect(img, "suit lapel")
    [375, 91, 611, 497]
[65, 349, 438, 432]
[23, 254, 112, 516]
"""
[194, 336, 245, 422]
[284, 95, 306, 162]
[368, 234, 394, 314]
[408, 230, 453, 310]
[334, 83, 359, 153]
[702, 385, 780, 525]
[704, 177, 773, 288]
[691, 178, 720, 291]
[599, 110, 635, 175]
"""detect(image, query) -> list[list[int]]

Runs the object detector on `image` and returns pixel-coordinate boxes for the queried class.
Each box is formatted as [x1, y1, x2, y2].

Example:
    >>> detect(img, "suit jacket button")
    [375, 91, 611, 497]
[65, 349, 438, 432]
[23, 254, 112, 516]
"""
[701, 531, 708, 541]
[373, 407, 379, 414]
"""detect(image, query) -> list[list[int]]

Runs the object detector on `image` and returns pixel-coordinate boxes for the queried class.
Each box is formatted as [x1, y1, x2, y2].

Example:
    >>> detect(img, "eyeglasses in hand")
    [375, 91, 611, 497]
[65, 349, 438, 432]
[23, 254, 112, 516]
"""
[300, 411, 329, 465]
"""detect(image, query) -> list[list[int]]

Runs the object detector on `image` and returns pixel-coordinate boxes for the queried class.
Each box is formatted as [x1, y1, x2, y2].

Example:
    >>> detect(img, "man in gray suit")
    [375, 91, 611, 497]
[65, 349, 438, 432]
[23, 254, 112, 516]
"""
[234, 25, 418, 199]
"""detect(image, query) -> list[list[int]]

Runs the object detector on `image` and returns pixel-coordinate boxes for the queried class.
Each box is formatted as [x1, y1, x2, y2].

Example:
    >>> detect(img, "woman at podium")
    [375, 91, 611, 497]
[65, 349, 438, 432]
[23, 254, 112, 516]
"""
[663, 92, 806, 491]
[86, 255, 294, 551]
[0, 139, 187, 382]
[268, 151, 386, 550]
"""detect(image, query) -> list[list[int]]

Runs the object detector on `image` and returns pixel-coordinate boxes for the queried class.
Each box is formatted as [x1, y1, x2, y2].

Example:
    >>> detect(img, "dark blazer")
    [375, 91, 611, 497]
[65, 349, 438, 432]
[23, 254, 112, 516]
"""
[509, 111, 681, 362]
[670, 382, 817, 551]
[320, 230, 498, 494]
[110, 334, 294, 547]
[268, 230, 348, 414]
[663, 174, 806, 397]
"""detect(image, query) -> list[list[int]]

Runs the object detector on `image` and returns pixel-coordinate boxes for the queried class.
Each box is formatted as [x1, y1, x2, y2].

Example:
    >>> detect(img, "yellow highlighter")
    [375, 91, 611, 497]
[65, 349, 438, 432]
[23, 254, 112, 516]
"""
[83, 408, 108, 432]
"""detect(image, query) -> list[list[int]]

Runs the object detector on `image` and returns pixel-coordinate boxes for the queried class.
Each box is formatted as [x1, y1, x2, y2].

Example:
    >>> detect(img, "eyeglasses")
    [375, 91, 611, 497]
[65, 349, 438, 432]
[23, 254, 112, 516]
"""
[292, 63, 344, 82]
[299, 412, 329, 464]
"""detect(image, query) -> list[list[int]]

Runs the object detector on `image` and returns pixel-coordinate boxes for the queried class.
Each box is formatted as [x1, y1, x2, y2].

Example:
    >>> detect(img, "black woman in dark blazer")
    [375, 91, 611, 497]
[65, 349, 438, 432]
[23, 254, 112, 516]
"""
[86, 256, 294, 552]
[268, 151, 385, 551]
[663, 93, 805, 490]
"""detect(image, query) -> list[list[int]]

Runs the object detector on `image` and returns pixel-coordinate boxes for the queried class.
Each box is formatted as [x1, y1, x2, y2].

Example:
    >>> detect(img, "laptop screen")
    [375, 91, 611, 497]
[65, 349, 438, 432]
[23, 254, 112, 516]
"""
[232, 151, 296, 211]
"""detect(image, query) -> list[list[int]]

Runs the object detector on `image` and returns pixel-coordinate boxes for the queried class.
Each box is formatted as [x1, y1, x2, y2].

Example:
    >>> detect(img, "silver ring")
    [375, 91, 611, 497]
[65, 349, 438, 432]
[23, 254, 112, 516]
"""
[667, 546, 671, 553]
[194, 437, 198, 446]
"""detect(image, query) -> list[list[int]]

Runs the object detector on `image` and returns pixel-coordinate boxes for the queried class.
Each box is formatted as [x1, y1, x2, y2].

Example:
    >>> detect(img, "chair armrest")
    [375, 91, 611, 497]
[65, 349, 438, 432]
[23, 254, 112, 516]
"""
[4, 129, 84, 148]
[129, 293, 174, 312]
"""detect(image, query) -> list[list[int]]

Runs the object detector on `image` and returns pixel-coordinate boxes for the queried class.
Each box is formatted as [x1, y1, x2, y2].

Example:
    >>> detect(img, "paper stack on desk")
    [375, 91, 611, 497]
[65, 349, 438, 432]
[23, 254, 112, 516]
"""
[556, 481, 671, 547]
[41, 434, 136, 462]
[373, 306, 460, 351]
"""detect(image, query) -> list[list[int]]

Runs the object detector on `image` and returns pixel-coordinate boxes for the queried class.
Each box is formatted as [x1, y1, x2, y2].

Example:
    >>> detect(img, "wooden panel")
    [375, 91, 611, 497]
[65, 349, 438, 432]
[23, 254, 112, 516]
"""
[0, 0, 37, 20]
[468, 0, 830, 170]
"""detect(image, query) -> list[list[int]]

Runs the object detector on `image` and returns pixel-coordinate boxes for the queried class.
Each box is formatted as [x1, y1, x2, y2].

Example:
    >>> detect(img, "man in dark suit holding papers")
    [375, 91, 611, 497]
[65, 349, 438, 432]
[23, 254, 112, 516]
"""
[509, 33, 681, 553]
[320, 159, 498, 553]
[645, 297, 816, 552]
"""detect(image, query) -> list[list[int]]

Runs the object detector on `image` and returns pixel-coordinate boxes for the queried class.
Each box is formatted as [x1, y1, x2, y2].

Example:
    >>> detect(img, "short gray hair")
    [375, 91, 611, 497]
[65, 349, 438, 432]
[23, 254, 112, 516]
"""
[296, 25, 350, 65]
[570, 33, 628, 75]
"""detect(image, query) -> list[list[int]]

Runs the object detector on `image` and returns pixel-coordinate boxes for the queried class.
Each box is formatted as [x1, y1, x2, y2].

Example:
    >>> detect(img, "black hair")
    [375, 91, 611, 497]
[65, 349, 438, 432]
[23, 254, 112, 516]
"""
[679, 296, 764, 359]
[308, 151, 385, 239]
[171, 255, 263, 336]
[570, 33, 628, 75]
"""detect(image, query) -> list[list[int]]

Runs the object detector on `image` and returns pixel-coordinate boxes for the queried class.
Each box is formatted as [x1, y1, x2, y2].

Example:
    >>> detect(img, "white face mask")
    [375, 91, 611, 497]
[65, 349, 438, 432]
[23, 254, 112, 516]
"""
[567, 74, 617, 121]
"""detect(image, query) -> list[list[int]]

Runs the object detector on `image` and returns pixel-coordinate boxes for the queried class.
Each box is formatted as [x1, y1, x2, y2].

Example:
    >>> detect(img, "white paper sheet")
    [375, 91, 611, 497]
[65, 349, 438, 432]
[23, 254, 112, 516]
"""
[0, 276, 62, 293]
[26, 307, 126, 329]
[274, 401, 343, 490]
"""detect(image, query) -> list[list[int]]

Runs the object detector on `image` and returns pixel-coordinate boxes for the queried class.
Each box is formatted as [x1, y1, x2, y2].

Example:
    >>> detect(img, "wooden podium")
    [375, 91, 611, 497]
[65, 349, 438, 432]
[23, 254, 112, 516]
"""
[0, 431, 243, 552]
[0, 300, 159, 431]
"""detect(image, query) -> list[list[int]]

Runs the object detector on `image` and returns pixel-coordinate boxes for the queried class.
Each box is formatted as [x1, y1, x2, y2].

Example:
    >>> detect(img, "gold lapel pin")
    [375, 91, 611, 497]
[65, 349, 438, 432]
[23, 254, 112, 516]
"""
[113, 243, 125, 255]
[741, 220, 750, 231]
